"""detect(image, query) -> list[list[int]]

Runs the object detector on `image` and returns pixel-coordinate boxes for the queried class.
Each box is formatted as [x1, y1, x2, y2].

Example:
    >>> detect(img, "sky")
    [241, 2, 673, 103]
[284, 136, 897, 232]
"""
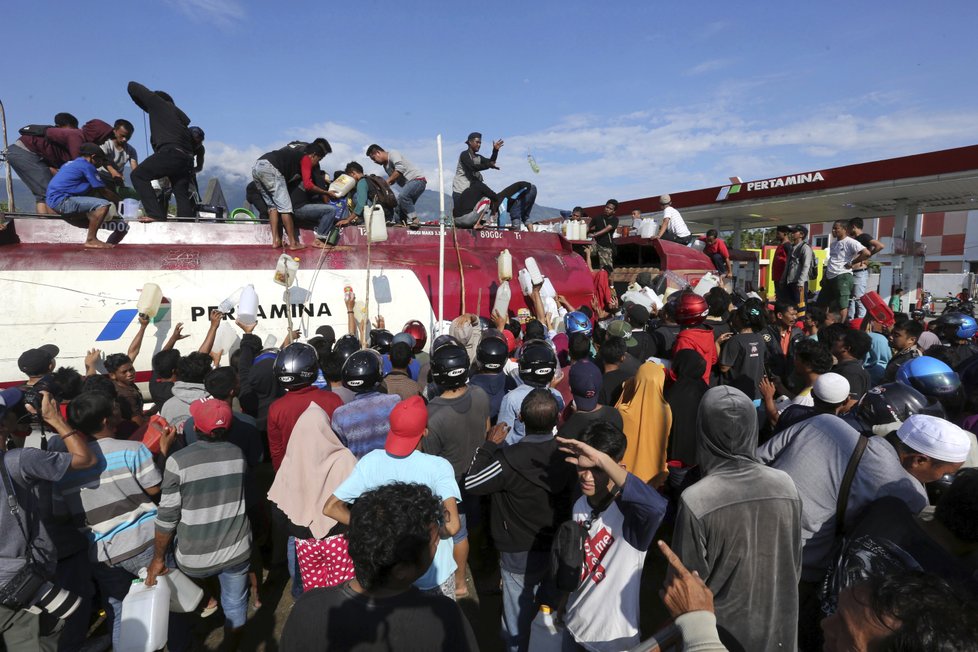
[3, 0, 978, 209]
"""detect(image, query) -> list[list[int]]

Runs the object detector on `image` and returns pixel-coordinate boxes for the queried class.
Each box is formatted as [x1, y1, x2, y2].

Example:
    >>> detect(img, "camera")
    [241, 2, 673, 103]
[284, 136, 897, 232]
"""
[0, 562, 81, 620]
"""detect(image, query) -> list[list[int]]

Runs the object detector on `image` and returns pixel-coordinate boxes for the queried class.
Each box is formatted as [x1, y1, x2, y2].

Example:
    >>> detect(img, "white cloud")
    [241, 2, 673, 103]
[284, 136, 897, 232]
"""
[685, 58, 732, 75]
[201, 101, 978, 210]
[164, 0, 245, 26]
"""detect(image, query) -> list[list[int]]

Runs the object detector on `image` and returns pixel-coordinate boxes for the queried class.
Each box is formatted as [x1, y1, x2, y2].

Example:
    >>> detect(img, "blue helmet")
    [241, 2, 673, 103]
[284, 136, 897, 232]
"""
[933, 312, 977, 340]
[896, 356, 961, 398]
[564, 311, 592, 336]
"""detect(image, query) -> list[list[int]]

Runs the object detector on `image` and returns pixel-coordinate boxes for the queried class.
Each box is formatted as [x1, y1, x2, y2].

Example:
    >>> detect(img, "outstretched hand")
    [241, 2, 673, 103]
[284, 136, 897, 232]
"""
[658, 540, 714, 618]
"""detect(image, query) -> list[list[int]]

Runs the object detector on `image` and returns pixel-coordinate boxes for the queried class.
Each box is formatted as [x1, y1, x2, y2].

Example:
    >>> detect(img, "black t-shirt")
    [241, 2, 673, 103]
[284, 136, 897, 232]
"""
[628, 331, 654, 362]
[833, 359, 871, 400]
[719, 333, 767, 399]
[260, 143, 307, 182]
[149, 370, 174, 409]
[855, 233, 873, 251]
[599, 368, 633, 406]
[557, 405, 624, 440]
[280, 582, 479, 652]
[652, 324, 681, 358]
[589, 214, 618, 247]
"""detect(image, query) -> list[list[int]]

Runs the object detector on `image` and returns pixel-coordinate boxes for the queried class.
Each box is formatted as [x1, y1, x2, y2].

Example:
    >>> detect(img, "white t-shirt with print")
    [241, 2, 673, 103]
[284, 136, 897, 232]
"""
[825, 236, 866, 279]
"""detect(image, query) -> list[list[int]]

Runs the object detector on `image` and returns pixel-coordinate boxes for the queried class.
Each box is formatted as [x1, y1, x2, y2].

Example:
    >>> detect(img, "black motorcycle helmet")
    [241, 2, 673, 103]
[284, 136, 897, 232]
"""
[518, 339, 557, 387]
[369, 329, 394, 354]
[856, 383, 945, 436]
[274, 343, 320, 390]
[431, 334, 460, 352]
[477, 335, 508, 372]
[333, 334, 362, 365]
[342, 349, 383, 393]
[430, 344, 470, 389]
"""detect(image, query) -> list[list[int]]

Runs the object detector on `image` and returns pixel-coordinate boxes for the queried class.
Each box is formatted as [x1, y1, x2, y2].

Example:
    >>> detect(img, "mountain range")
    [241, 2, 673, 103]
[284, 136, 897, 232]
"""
[2, 174, 566, 222]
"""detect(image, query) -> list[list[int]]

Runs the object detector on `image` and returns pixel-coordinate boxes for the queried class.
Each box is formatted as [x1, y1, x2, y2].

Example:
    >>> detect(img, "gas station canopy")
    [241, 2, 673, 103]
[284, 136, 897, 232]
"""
[587, 144, 978, 232]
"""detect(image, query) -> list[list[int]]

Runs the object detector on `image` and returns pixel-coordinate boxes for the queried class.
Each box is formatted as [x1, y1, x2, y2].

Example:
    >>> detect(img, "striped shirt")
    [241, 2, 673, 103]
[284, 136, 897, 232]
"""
[331, 392, 401, 459]
[156, 439, 251, 575]
[56, 439, 161, 564]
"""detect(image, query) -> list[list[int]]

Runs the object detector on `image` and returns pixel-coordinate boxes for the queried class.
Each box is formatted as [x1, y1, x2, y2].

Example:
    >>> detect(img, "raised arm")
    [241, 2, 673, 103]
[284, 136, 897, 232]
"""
[197, 309, 223, 354]
[128, 314, 150, 361]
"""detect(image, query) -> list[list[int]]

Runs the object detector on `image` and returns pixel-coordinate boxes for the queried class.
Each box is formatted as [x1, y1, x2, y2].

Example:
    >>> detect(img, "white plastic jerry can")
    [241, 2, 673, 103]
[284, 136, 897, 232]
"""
[366, 205, 388, 243]
[237, 284, 260, 325]
[137, 283, 163, 319]
[328, 174, 356, 197]
[498, 249, 513, 281]
[274, 254, 300, 287]
[524, 257, 543, 286]
[118, 572, 170, 652]
[493, 281, 512, 318]
[159, 567, 204, 614]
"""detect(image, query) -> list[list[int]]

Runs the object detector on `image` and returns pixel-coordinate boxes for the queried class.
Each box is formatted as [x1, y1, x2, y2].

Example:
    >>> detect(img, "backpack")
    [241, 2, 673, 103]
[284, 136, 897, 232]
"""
[18, 124, 53, 138]
[807, 245, 819, 280]
[364, 174, 397, 210]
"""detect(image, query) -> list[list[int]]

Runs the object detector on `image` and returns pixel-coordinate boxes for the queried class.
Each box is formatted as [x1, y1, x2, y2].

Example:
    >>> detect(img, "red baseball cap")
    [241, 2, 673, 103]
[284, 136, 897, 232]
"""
[189, 398, 232, 435]
[502, 329, 518, 355]
[385, 395, 428, 457]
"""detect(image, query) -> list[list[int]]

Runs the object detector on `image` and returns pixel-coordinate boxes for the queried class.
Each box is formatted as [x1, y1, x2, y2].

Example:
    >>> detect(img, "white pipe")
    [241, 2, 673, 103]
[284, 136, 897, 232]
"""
[437, 134, 445, 331]
[0, 99, 13, 212]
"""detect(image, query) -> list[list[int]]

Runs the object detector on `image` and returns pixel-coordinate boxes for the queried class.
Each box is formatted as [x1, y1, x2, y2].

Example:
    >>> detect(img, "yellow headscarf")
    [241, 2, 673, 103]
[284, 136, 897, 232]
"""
[616, 362, 673, 483]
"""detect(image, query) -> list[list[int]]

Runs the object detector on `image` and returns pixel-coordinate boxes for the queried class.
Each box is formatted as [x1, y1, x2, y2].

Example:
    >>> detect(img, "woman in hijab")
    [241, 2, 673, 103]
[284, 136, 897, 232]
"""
[664, 349, 708, 467]
[268, 403, 357, 596]
[616, 361, 673, 485]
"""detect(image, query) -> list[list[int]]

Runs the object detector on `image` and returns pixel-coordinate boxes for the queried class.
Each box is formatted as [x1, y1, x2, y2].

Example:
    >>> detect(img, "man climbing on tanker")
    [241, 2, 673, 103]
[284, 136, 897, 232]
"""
[127, 81, 198, 222]
[366, 145, 426, 228]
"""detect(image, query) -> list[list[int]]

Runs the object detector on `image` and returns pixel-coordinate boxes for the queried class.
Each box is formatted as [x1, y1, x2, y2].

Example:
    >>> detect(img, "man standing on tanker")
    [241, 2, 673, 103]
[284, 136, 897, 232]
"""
[127, 81, 198, 221]
[452, 132, 503, 210]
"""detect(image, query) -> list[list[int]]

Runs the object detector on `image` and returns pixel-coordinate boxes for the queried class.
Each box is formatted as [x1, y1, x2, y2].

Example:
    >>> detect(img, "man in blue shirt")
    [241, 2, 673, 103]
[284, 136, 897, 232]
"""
[45, 143, 123, 249]
[324, 396, 461, 597]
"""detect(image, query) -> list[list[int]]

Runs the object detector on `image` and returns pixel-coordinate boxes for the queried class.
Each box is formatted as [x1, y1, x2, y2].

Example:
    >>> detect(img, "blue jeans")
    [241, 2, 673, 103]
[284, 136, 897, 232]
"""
[501, 551, 549, 652]
[396, 178, 426, 222]
[286, 536, 303, 598]
[294, 203, 337, 238]
[53, 195, 110, 215]
[850, 269, 869, 318]
[507, 185, 537, 226]
[183, 560, 251, 629]
[92, 547, 191, 652]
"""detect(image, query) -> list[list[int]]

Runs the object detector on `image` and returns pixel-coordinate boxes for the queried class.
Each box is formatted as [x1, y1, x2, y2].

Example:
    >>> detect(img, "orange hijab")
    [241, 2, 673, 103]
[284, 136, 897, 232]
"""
[616, 362, 673, 482]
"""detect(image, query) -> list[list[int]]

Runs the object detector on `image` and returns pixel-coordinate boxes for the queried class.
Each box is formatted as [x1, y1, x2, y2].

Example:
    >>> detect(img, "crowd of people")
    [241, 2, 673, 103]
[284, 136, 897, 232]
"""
[2, 230, 978, 651]
[1, 85, 549, 250]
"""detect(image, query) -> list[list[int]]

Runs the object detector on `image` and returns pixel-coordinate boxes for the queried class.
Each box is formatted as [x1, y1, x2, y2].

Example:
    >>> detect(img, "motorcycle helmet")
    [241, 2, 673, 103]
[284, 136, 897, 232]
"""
[932, 312, 976, 341]
[403, 320, 427, 354]
[342, 349, 383, 393]
[564, 311, 593, 336]
[333, 334, 361, 365]
[477, 335, 509, 372]
[675, 292, 708, 327]
[518, 340, 557, 387]
[896, 356, 961, 398]
[856, 383, 946, 436]
[431, 334, 460, 351]
[273, 343, 319, 390]
[369, 328, 394, 354]
[430, 344, 470, 389]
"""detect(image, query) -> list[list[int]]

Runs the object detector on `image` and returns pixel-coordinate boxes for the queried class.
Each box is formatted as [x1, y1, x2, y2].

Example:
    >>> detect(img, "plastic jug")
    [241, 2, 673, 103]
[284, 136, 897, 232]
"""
[528, 605, 562, 651]
[238, 285, 259, 325]
[493, 281, 512, 318]
[639, 219, 657, 239]
[578, 221, 589, 240]
[540, 277, 557, 299]
[518, 269, 533, 296]
[328, 174, 356, 197]
[159, 568, 204, 614]
[118, 571, 170, 652]
[366, 205, 388, 243]
[274, 254, 300, 287]
[693, 272, 718, 297]
[119, 198, 141, 220]
[524, 257, 543, 286]
[498, 249, 513, 281]
[137, 283, 163, 319]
